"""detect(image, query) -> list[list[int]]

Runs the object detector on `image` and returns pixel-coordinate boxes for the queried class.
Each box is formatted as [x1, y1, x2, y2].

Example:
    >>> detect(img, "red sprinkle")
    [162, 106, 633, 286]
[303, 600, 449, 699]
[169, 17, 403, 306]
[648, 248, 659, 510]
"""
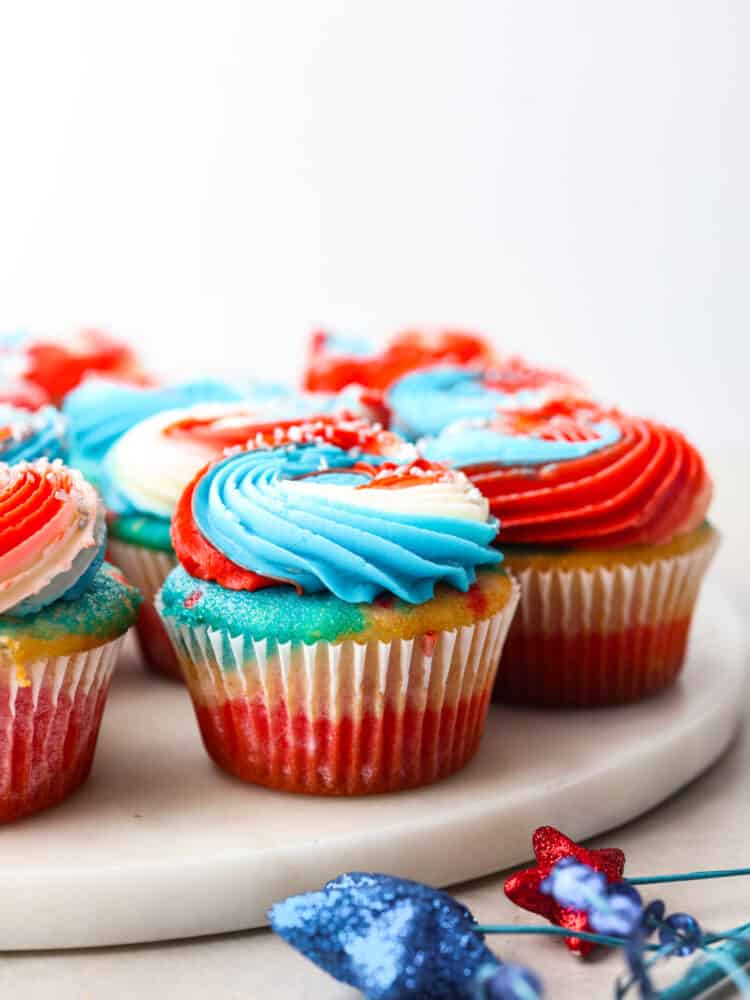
[183, 589, 203, 609]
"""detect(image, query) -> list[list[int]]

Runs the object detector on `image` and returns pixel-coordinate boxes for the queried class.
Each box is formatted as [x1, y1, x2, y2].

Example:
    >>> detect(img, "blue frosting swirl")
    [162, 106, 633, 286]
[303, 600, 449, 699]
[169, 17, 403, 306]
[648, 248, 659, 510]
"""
[0, 404, 68, 463]
[388, 366, 547, 438]
[421, 419, 622, 468]
[191, 443, 501, 604]
[63, 378, 242, 466]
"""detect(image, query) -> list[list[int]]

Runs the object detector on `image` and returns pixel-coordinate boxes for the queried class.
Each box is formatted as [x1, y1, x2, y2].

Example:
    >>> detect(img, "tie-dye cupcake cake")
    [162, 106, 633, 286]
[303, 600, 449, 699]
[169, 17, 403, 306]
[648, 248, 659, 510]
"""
[157, 420, 519, 795]
[423, 400, 717, 706]
[0, 459, 140, 822]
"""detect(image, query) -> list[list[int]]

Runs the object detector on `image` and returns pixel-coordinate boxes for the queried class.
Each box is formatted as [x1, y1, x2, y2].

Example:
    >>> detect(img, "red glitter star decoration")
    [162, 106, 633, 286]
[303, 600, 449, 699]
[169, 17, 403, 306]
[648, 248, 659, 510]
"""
[504, 826, 626, 956]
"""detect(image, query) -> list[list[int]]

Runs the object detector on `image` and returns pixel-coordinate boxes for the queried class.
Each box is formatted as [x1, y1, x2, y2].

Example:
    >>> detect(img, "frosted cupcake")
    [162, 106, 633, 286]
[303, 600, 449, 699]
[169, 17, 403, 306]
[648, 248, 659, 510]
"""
[0, 404, 68, 464]
[303, 328, 496, 392]
[422, 400, 717, 706]
[1, 328, 152, 405]
[157, 423, 519, 795]
[0, 459, 140, 821]
[388, 359, 584, 439]
[103, 408, 401, 679]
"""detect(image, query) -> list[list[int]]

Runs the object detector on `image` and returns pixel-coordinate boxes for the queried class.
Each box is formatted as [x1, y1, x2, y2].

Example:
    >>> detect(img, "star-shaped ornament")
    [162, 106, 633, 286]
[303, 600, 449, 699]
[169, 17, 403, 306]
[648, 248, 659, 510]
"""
[504, 826, 626, 956]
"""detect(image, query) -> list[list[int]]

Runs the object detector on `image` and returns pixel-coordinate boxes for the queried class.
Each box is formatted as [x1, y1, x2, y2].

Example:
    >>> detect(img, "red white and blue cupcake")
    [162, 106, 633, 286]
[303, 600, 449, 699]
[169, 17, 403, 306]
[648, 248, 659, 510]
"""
[157, 420, 519, 795]
[422, 400, 717, 706]
[0, 459, 140, 821]
[103, 404, 399, 679]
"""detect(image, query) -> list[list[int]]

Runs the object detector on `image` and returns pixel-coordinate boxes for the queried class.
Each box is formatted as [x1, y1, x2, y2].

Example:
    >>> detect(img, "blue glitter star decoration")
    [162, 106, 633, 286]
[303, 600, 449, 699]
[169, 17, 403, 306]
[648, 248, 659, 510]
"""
[269, 871, 500, 999]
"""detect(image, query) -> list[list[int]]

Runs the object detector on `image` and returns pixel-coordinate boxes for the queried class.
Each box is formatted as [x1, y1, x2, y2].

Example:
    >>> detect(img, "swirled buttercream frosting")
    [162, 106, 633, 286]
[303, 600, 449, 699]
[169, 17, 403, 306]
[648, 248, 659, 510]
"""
[388, 361, 585, 438]
[230, 382, 390, 427]
[172, 442, 501, 604]
[63, 377, 242, 465]
[304, 328, 496, 392]
[104, 407, 411, 521]
[0, 404, 68, 463]
[421, 400, 712, 548]
[0, 459, 106, 616]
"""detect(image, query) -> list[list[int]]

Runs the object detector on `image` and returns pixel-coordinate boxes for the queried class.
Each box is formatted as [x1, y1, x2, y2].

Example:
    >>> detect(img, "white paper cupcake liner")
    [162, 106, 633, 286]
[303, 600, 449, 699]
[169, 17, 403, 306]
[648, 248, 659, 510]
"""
[497, 534, 719, 706]
[0, 636, 124, 822]
[107, 539, 180, 678]
[107, 539, 177, 604]
[160, 582, 519, 795]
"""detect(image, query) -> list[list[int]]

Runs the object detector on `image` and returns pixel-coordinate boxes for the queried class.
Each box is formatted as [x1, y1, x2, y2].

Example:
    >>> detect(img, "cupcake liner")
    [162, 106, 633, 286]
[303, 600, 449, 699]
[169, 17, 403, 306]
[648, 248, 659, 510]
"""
[496, 535, 719, 707]
[107, 539, 180, 680]
[0, 637, 123, 823]
[159, 584, 519, 795]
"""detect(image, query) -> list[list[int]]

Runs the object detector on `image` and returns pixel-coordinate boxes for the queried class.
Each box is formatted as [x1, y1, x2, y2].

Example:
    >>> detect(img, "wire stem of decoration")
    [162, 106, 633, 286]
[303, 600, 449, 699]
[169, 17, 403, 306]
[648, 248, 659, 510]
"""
[627, 867, 750, 886]
[659, 923, 750, 999]
[474, 924, 662, 951]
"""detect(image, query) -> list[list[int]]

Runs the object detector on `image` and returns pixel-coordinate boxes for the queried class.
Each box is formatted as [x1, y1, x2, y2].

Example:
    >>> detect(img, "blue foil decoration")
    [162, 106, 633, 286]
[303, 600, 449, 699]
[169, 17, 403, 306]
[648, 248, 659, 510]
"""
[269, 872, 499, 999]
[658, 914, 704, 957]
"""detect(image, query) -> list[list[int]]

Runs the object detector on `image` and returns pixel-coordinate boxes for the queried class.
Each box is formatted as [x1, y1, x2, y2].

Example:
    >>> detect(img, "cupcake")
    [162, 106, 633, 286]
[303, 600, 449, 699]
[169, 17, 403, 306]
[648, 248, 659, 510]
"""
[388, 359, 585, 439]
[0, 404, 68, 464]
[0, 328, 153, 407]
[0, 459, 140, 821]
[157, 422, 519, 795]
[422, 400, 717, 707]
[103, 407, 397, 679]
[63, 376, 242, 484]
[303, 327, 496, 392]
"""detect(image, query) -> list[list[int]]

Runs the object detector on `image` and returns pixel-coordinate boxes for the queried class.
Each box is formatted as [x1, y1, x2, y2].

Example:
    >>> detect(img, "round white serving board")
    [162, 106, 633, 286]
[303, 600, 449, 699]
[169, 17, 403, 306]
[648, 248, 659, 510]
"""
[0, 583, 746, 950]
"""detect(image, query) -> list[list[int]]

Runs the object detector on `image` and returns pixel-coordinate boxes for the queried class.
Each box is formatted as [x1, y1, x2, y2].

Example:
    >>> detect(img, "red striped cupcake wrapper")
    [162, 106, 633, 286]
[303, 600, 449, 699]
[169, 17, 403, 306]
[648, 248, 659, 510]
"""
[107, 539, 181, 680]
[496, 536, 719, 707]
[0, 638, 124, 823]
[160, 581, 519, 796]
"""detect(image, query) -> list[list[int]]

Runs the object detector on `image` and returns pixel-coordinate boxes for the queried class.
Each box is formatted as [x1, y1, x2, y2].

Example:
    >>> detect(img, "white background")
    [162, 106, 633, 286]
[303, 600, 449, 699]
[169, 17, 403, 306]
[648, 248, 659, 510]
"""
[0, 1, 747, 454]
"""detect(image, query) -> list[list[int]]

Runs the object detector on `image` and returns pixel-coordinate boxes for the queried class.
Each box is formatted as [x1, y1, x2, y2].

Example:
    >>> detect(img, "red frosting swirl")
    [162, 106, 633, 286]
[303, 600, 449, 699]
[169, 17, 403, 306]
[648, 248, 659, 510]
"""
[303, 328, 495, 392]
[0, 463, 66, 555]
[23, 330, 153, 403]
[464, 401, 712, 548]
[162, 411, 407, 457]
